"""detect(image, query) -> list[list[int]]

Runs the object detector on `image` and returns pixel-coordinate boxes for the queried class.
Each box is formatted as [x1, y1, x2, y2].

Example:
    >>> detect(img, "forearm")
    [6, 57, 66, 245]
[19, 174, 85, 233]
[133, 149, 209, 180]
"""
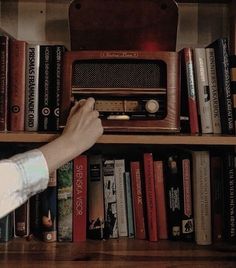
[38, 136, 83, 174]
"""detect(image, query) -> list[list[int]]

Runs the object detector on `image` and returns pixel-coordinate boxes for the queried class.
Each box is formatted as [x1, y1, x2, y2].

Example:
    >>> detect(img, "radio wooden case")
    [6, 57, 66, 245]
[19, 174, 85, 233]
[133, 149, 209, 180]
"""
[59, 50, 180, 133]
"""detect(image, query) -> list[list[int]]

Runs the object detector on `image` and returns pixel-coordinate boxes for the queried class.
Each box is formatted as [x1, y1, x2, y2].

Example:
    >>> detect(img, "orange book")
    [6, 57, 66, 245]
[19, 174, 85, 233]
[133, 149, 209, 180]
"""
[153, 160, 168, 239]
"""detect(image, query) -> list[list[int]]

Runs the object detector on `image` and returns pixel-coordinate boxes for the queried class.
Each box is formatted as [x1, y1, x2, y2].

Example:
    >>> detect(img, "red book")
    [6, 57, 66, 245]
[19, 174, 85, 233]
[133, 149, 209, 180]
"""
[143, 153, 158, 241]
[181, 48, 199, 134]
[130, 161, 146, 240]
[73, 155, 87, 242]
[8, 39, 26, 131]
[153, 160, 168, 239]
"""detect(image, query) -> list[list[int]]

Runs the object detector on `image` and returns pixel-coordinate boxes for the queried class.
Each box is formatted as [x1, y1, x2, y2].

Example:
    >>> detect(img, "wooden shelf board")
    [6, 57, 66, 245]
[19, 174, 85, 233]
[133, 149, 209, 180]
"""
[0, 132, 235, 145]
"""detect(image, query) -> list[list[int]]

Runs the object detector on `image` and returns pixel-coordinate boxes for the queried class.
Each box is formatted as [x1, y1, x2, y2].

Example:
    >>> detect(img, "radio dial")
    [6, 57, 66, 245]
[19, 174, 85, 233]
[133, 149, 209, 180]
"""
[145, 100, 159, 113]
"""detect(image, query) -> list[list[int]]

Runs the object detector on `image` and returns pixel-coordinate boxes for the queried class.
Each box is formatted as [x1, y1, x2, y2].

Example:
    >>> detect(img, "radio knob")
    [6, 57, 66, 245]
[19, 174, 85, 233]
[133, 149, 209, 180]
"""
[145, 100, 159, 113]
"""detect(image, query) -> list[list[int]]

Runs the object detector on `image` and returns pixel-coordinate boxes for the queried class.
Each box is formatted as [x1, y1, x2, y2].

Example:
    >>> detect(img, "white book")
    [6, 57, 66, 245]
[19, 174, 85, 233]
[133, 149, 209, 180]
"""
[25, 44, 40, 131]
[205, 48, 222, 134]
[192, 151, 212, 245]
[194, 48, 213, 133]
[114, 159, 128, 237]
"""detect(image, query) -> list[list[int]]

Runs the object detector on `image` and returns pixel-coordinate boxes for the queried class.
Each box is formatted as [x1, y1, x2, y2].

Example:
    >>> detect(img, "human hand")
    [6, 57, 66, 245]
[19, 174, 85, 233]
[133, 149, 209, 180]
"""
[61, 97, 103, 156]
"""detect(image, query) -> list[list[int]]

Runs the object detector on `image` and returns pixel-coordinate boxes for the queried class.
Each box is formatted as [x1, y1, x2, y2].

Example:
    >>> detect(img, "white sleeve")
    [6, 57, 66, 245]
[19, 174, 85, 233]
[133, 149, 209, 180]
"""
[0, 149, 49, 219]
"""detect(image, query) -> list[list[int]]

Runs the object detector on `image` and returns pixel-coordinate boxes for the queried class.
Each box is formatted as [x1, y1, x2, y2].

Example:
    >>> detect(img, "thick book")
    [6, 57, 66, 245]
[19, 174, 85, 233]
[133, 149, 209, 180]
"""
[0, 35, 9, 131]
[40, 171, 57, 242]
[38, 45, 53, 131]
[124, 171, 135, 238]
[114, 159, 128, 237]
[103, 159, 118, 239]
[205, 47, 222, 134]
[57, 161, 73, 242]
[229, 54, 236, 133]
[0, 213, 13, 242]
[193, 48, 213, 134]
[192, 151, 212, 245]
[8, 39, 27, 131]
[29, 193, 41, 240]
[25, 44, 40, 131]
[73, 155, 88, 242]
[143, 153, 158, 241]
[130, 161, 146, 240]
[180, 47, 199, 134]
[153, 160, 168, 239]
[88, 155, 105, 240]
[14, 200, 30, 238]
[208, 38, 234, 134]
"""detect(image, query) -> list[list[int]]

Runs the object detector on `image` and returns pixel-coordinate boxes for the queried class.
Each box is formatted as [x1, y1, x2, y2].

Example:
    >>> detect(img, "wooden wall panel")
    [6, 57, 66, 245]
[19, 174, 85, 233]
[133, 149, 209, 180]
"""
[0, 1, 230, 52]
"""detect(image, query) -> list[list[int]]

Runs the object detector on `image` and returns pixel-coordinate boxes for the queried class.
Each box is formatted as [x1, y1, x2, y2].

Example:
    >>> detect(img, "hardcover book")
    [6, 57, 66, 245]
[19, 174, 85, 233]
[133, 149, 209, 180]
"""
[103, 159, 118, 239]
[114, 159, 128, 237]
[0, 213, 13, 242]
[40, 171, 57, 242]
[143, 153, 158, 241]
[192, 150, 212, 245]
[208, 38, 234, 134]
[88, 155, 105, 240]
[73, 155, 88, 242]
[8, 39, 27, 131]
[14, 200, 30, 237]
[130, 161, 146, 240]
[193, 48, 213, 134]
[57, 161, 73, 242]
[0, 35, 9, 131]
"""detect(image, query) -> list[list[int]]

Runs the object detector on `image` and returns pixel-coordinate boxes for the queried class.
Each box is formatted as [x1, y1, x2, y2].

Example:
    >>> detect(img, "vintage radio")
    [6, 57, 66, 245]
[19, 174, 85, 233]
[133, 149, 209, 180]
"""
[59, 50, 180, 132]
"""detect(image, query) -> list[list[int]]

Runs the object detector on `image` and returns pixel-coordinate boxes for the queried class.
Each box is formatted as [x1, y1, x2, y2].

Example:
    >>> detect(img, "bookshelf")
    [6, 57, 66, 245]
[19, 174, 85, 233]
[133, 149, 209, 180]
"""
[0, 0, 236, 267]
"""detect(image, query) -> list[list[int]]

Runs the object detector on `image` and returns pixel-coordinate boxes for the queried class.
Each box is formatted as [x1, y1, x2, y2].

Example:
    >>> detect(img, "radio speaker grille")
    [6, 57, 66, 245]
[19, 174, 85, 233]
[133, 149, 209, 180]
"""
[72, 59, 167, 88]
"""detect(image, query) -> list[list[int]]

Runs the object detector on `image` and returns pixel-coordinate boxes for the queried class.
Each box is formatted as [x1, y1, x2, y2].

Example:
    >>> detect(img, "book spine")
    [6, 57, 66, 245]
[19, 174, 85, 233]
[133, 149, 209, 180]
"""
[8, 39, 26, 131]
[165, 155, 182, 240]
[130, 161, 146, 240]
[57, 161, 73, 242]
[205, 48, 222, 134]
[25, 44, 40, 131]
[50, 45, 65, 131]
[29, 193, 41, 239]
[181, 156, 194, 241]
[183, 48, 199, 134]
[88, 155, 105, 240]
[143, 153, 158, 241]
[14, 200, 30, 237]
[38, 45, 53, 131]
[73, 155, 87, 242]
[229, 55, 236, 133]
[192, 151, 212, 245]
[103, 159, 118, 239]
[223, 149, 236, 242]
[114, 159, 128, 237]
[153, 160, 168, 239]
[0, 35, 9, 131]
[210, 155, 224, 242]
[124, 171, 135, 238]
[0, 213, 13, 242]
[194, 48, 213, 134]
[209, 38, 234, 134]
[40, 171, 57, 242]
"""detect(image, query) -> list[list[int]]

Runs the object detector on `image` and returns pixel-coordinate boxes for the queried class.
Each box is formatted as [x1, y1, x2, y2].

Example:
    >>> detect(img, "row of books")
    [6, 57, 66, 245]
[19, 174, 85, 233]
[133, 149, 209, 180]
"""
[1, 147, 235, 245]
[0, 34, 66, 132]
[180, 37, 236, 135]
